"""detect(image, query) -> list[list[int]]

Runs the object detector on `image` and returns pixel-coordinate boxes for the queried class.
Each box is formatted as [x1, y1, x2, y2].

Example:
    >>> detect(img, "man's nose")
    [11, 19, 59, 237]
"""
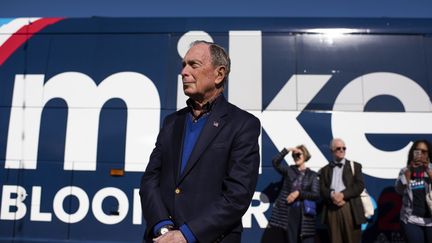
[181, 66, 189, 78]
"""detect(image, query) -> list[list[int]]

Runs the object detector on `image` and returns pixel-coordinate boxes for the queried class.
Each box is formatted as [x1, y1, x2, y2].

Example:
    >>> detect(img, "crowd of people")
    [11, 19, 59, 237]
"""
[263, 138, 432, 243]
[139, 40, 432, 243]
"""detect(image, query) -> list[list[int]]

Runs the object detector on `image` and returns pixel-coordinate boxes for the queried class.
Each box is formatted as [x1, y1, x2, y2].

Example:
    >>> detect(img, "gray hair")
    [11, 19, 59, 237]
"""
[330, 138, 345, 150]
[190, 40, 231, 84]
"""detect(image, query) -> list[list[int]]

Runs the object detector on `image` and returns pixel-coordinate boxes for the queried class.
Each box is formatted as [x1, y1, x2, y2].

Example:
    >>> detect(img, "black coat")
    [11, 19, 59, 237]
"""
[319, 160, 367, 226]
[268, 149, 320, 238]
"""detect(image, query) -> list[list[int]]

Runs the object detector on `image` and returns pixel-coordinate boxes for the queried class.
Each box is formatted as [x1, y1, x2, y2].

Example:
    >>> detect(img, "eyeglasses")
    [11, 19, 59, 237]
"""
[334, 147, 346, 152]
[414, 149, 428, 154]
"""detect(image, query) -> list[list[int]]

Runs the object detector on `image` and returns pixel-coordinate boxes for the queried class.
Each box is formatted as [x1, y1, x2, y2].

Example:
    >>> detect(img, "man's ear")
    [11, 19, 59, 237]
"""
[214, 66, 226, 85]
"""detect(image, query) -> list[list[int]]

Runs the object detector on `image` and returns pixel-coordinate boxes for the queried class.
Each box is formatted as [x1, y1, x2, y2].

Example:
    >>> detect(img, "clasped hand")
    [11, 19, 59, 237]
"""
[331, 191, 345, 207]
[153, 230, 186, 243]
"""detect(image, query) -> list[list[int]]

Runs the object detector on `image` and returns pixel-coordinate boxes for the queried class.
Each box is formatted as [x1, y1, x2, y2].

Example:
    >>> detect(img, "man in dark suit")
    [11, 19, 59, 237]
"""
[140, 41, 261, 243]
[319, 138, 367, 243]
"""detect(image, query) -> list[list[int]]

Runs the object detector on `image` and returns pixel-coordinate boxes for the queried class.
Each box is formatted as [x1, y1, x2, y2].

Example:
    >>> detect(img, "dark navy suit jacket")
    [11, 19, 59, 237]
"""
[140, 95, 261, 243]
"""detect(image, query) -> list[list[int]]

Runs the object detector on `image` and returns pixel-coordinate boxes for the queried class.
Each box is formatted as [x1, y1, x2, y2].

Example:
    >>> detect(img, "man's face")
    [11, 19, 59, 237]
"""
[332, 140, 346, 161]
[181, 43, 220, 102]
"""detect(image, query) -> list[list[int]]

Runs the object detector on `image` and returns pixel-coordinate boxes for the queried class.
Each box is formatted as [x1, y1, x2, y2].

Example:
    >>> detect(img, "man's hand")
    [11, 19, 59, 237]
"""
[331, 192, 345, 206]
[153, 230, 186, 243]
[335, 199, 346, 207]
[287, 190, 300, 204]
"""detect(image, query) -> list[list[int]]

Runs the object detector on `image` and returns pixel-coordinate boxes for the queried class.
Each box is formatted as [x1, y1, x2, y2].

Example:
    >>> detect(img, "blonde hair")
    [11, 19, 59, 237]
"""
[297, 144, 311, 161]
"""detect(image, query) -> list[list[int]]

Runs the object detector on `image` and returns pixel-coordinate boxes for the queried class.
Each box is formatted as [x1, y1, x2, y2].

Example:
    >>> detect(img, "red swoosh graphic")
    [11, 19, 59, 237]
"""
[0, 18, 64, 66]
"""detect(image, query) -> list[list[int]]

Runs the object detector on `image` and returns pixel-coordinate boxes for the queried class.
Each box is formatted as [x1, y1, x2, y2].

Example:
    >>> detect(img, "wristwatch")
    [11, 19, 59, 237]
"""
[156, 225, 174, 237]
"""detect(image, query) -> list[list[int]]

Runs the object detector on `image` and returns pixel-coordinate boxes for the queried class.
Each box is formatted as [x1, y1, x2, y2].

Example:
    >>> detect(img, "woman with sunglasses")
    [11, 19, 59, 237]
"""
[262, 145, 319, 243]
[395, 139, 432, 243]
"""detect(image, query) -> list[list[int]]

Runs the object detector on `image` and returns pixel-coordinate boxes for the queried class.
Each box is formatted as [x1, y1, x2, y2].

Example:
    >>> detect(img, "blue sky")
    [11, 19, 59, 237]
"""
[1, 0, 432, 18]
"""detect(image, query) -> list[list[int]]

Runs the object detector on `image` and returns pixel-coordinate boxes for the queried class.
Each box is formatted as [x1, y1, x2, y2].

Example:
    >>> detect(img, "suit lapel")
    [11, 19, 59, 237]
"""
[326, 165, 333, 185]
[342, 159, 352, 185]
[177, 96, 229, 183]
[172, 110, 188, 184]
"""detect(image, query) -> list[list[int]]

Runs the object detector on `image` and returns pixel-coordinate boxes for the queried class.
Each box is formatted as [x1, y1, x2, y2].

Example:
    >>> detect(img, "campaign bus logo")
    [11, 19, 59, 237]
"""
[1, 17, 432, 242]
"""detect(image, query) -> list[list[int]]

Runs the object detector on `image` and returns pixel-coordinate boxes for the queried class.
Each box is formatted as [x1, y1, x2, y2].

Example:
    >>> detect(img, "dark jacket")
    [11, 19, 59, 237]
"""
[140, 95, 261, 243]
[319, 160, 367, 226]
[268, 148, 320, 238]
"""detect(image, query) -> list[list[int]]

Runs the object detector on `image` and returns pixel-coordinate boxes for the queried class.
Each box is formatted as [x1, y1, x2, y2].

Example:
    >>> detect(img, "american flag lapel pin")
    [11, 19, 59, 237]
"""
[213, 121, 219, 127]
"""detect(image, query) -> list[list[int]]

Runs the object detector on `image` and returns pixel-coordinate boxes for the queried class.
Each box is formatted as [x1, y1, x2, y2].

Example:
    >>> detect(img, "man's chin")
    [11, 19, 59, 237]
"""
[183, 90, 198, 99]
[183, 90, 192, 96]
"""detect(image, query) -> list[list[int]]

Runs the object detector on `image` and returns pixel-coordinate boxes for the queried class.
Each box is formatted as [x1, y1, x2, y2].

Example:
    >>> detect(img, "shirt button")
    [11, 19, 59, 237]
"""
[175, 188, 181, 194]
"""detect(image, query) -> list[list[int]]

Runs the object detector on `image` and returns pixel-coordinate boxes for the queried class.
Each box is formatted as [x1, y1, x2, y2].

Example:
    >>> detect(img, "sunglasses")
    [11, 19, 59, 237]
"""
[293, 153, 303, 158]
[334, 147, 346, 152]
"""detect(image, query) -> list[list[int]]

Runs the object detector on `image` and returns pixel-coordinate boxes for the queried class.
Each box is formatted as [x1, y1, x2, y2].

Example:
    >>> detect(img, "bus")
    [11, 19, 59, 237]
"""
[1, 17, 432, 242]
